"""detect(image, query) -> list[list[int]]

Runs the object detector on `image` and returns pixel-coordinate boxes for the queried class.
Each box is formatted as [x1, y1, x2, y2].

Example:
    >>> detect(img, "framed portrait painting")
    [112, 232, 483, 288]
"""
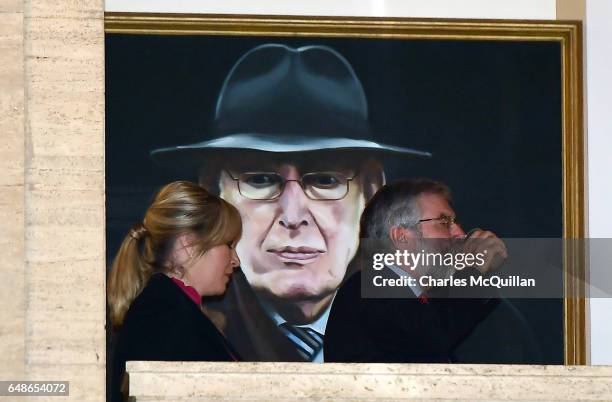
[104, 13, 584, 373]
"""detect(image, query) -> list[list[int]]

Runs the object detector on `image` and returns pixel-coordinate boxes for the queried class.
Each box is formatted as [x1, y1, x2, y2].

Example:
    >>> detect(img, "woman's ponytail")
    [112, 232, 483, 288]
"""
[107, 223, 152, 327]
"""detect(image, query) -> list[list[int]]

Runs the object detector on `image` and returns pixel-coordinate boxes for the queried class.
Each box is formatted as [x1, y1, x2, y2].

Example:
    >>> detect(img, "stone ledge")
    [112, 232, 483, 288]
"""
[127, 361, 612, 401]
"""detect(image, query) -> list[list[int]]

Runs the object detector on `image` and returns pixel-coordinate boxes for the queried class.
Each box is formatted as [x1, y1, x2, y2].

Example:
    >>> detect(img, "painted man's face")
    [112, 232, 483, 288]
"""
[218, 158, 375, 301]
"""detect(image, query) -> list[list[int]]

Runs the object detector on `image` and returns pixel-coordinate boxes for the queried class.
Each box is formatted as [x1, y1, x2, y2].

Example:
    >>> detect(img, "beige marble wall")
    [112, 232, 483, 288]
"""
[0, 0, 105, 400]
[0, 0, 25, 382]
[128, 361, 612, 401]
[23, 0, 105, 395]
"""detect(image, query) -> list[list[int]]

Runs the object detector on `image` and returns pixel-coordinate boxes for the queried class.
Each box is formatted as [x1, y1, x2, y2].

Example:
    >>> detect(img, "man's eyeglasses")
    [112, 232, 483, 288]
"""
[417, 215, 459, 230]
[225, 170, 354, 201]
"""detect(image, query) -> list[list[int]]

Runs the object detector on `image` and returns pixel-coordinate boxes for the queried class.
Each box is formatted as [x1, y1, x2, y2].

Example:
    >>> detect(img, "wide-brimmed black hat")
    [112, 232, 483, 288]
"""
[151, 44, 431, 169]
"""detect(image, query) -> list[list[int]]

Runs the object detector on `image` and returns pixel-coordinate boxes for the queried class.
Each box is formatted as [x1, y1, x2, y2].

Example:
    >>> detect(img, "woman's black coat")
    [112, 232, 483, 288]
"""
[110, 274, 238, 401]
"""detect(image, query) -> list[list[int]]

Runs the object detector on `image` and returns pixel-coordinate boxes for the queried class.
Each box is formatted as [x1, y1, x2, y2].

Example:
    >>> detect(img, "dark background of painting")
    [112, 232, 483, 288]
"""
[105, 34, 563, 365]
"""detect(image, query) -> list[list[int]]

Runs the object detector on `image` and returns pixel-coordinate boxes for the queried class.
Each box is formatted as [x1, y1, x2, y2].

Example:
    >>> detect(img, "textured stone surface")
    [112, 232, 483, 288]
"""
[22, 0, 105, 400]
[128, 362, 612, 401]
[28, 364, 106, 402]
[0, 8, 25, 381]
[0, 0, 21, 12]
[27, 0, 102, 19]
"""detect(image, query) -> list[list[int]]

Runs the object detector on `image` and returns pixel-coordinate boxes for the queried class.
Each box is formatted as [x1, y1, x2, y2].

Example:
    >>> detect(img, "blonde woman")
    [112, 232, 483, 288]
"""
[107, 181, 242, 402]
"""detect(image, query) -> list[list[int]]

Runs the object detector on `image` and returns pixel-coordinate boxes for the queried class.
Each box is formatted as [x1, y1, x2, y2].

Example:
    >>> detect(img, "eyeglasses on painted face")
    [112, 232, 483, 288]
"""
[225, 170, 354, 201]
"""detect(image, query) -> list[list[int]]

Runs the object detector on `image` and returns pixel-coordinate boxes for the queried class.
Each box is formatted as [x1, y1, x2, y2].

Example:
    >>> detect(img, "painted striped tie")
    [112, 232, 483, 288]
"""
[279, 323, 324, 361]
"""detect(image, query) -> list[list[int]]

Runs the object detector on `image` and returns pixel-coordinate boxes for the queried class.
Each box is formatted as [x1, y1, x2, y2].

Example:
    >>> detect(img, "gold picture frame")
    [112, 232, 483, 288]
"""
[104, 13, 585, 365]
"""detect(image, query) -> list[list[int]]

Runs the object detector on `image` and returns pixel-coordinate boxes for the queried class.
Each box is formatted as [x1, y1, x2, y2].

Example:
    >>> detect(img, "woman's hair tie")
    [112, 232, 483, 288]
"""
[129, 223, 148, 241]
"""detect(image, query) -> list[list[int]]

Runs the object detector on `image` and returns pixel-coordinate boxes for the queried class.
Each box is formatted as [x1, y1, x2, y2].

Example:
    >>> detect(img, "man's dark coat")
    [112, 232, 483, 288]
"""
[324, 269, 500, 363]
